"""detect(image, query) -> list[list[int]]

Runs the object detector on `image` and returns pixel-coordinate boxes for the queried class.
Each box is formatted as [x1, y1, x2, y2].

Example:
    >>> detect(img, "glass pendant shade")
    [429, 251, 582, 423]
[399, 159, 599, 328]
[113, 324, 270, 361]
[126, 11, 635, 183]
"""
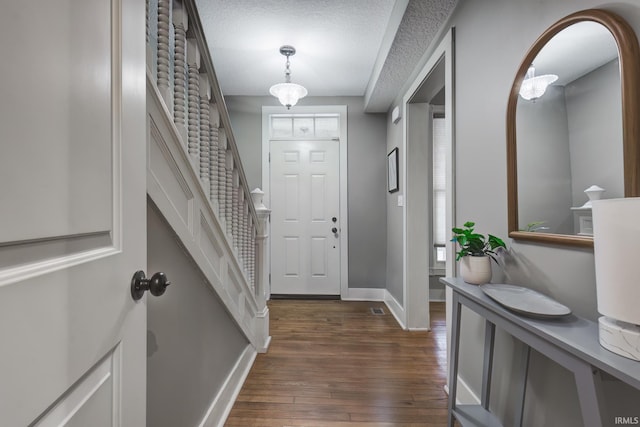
[270, 45, 307, 109]
[269, 82, 308, 109]
[519, 65, 558, 101]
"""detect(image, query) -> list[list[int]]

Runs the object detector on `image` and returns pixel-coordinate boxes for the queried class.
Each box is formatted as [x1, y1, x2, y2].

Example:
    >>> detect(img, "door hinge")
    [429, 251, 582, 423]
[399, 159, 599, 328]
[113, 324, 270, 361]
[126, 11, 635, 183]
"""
[269, 273, 271, 284]
[269, 153, 271, 162]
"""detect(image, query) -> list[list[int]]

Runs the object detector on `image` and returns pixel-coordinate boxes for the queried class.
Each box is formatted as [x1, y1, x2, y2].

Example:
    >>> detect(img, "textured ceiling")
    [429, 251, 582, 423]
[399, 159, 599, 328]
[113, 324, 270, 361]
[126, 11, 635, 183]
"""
[365, 0, 457, 112]
[195, 0, 457, 112]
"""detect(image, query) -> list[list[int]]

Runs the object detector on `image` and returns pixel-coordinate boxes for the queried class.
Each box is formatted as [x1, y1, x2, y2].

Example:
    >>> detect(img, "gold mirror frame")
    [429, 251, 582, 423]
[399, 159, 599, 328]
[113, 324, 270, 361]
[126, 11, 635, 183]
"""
[507, 9, 640, 248]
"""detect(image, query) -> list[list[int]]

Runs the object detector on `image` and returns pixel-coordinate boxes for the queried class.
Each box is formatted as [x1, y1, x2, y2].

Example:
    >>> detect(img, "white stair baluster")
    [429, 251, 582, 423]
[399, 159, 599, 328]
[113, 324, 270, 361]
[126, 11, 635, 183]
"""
[225, 150, 234, 238]
[156, 0, 172, 111]
[241, 197, 248, 272]
[249, 217, 256, 290]
[218, 128, 227, 228]
[238, 188, 247, 260]
[232, 171, 240, 250]
[187, 39, 200, 160]
[172, 1, 188, 144]
[209, 104, 220, 208]
[199, 74, 211, 197]
[146, 0, 152, 67]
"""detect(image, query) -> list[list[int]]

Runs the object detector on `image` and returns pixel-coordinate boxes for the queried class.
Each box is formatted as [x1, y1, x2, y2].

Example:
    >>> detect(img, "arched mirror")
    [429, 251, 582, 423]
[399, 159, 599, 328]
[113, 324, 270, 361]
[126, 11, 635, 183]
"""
[507, 9, 640, 247]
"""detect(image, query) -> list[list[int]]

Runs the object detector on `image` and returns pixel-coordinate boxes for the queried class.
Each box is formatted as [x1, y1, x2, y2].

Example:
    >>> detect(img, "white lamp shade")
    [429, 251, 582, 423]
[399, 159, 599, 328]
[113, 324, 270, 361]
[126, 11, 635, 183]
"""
[592, 197, 640, 325]
[519, 74, 558, 100]
[269, 82, 308, 108]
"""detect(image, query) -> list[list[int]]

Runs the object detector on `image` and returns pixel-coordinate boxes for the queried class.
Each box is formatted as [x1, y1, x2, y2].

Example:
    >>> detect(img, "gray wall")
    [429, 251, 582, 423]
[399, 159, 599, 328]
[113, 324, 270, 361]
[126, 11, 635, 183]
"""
[386, 112, 404, 302]
[566, 58, 624, 205]
[225, 95, 388, 290]
[146, 201, 249, 427]
[517, 85, 573, 234]
[388, 0, 640, 425]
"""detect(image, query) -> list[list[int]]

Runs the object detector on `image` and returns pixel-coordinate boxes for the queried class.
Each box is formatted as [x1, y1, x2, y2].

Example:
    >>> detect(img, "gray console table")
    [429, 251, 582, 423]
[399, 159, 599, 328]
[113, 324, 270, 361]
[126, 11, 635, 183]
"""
[441, 277, 640, 427]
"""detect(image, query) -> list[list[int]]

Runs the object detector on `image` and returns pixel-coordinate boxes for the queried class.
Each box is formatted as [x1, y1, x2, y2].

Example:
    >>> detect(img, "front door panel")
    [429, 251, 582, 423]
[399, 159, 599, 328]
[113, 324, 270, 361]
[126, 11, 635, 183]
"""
[270, 140, 340, 295]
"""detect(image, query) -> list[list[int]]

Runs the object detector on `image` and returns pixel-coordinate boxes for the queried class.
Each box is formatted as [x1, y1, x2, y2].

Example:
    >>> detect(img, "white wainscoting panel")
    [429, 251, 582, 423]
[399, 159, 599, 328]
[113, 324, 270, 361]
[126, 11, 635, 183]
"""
[149, 121, 194, 232]
[146, 75, 268, 353]
[198, 213, 224, 277]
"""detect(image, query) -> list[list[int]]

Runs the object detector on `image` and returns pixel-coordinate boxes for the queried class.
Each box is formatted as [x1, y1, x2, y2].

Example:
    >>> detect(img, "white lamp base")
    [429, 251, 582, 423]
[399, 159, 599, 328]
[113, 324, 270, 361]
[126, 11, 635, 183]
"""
[598, 316, 640, 361]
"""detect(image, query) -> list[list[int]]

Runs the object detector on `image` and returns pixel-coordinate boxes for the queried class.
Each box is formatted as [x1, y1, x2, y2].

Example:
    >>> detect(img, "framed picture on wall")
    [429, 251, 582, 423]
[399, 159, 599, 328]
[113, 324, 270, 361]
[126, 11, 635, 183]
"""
[387, 147, 399, 193]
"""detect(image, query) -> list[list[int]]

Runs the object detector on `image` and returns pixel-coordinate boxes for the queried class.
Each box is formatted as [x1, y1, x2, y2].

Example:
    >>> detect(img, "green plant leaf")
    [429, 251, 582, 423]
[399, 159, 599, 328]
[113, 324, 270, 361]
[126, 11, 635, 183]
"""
[488, 234, 506, 249]
[451, 221, 507, 262]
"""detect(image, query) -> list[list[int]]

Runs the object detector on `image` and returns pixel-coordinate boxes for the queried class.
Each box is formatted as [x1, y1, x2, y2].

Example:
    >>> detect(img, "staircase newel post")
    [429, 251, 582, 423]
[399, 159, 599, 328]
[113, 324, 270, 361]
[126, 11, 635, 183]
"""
[251, 188, 271, 352]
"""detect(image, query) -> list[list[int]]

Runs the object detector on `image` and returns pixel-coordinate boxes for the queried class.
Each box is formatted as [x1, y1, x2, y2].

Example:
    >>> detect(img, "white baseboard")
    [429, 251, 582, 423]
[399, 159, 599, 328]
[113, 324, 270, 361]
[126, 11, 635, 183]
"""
[384, 290, 407, 329]
[455, 375, 481, 405]
[342, 287, 386, 301]
[429, 288, 446, 302]
[198, 345, 257, 427]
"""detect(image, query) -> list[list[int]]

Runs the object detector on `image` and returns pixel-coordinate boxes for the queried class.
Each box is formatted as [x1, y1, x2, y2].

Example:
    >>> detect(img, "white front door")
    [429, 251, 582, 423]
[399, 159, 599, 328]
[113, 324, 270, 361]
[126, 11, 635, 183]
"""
[270, 140, 341, 295]
[0, 0, 147, 425]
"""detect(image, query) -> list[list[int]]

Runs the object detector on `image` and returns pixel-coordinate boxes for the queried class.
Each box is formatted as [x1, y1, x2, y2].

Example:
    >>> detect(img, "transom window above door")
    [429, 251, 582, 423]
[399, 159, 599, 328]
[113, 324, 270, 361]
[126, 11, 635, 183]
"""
[270, 114, 340, 139]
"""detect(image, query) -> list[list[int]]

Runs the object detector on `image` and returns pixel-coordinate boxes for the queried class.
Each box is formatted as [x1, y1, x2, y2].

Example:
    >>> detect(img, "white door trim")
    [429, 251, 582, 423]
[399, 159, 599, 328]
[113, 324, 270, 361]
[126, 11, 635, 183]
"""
[401, 28, 456, 329]
[262, 105, 349, 298]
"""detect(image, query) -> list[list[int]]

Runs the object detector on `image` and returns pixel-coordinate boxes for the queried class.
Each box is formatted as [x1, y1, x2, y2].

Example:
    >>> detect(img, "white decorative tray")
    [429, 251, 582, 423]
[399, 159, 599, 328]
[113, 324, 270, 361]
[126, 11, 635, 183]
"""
[479, 284, 571, 319]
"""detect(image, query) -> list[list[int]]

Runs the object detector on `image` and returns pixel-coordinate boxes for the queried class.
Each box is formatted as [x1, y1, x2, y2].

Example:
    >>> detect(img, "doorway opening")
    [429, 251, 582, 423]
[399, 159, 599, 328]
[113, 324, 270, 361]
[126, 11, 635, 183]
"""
[261, 106, 348, 299]
[402, 28, 455, 335]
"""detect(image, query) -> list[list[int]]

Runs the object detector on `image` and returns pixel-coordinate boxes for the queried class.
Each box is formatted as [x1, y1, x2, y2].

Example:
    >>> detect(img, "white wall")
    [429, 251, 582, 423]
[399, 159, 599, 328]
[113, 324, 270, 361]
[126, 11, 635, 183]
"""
[387, 0, 640, 424]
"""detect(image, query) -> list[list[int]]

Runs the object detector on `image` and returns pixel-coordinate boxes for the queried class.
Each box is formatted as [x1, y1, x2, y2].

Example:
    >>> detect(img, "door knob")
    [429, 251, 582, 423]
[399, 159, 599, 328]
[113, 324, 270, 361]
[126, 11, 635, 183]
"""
[332, 227, 338, 234]
[131, 271, 171, 301]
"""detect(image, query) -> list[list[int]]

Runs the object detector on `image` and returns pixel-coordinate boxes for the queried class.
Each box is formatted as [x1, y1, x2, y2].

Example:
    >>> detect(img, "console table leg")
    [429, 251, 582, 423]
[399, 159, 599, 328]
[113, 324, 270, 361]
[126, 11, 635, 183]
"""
[448, 292, 462, 427]
[481, 320, 496, 409]
[574, 363, 604, 427]
[513, 344, 530, 427]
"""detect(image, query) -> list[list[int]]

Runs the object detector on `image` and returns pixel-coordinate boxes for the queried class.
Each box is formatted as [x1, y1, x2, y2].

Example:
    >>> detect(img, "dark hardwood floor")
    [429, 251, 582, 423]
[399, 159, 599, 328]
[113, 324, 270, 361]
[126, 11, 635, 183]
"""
[225, 300, 449, 426]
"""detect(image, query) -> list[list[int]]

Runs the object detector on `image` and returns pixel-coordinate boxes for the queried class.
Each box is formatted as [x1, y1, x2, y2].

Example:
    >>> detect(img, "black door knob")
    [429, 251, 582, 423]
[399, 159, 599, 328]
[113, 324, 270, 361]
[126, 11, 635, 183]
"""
[131, 271, 171, 301]
[332, 227, 338, 234]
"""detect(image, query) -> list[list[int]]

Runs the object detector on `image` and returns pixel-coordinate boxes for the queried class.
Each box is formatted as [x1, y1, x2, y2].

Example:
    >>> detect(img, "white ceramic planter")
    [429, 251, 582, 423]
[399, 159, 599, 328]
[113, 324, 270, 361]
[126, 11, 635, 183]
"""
[460, 255, 492, 285]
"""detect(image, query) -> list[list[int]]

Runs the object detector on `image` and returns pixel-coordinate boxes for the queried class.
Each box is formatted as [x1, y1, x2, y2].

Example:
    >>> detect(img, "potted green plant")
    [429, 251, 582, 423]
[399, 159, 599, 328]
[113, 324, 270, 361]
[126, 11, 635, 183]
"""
[451, 221, 507, 285]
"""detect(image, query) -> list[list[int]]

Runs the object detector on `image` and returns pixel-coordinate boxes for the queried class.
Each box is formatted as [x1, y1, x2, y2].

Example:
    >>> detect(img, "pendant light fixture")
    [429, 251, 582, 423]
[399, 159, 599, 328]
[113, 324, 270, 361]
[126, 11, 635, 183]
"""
[269, 45, 307, 109]
[519, 65, 558, 101]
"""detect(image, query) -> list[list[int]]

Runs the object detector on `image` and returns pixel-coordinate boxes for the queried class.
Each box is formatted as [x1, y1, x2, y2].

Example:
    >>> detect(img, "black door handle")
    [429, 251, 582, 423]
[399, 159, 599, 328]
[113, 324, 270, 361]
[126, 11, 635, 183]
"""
[332, 227, 338, 234]
[131, 271, 171, 301]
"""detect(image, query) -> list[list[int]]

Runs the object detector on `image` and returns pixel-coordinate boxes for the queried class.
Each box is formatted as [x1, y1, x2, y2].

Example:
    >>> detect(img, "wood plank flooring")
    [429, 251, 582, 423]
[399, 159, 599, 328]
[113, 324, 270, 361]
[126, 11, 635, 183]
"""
[225, 300, 449, 426]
